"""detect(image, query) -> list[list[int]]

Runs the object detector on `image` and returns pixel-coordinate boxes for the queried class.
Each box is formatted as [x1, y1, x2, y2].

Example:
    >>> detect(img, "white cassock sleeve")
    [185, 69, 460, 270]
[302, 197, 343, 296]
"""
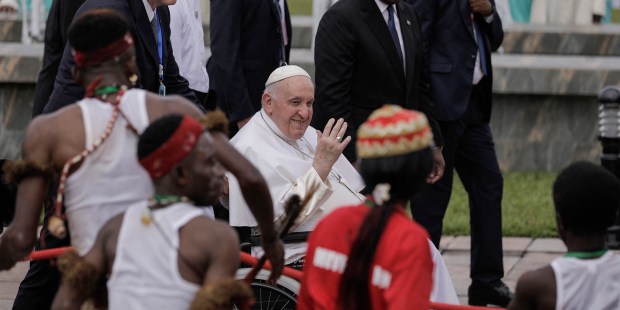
[274, 167, 334, 231]
[428, 240, 459, 304]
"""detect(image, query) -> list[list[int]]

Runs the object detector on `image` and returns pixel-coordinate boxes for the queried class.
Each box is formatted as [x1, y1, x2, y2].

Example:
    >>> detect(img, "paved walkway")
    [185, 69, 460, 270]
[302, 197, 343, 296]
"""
[0, 236, 566, 309]
[439, 236, 566, 305]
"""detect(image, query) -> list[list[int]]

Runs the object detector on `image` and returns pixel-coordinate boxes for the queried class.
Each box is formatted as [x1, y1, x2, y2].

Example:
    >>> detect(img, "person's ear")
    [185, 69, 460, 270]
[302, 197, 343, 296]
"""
[262, 92, 273, 115]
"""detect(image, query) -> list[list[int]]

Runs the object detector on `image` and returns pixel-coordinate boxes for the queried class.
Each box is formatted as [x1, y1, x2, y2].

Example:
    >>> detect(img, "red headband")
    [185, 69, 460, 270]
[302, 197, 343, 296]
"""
[139, 116, 204, 180]
[73, 32, 134, 68]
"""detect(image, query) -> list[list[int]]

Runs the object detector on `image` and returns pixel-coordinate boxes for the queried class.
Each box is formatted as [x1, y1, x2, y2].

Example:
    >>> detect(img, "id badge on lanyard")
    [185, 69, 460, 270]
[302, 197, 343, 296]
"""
[156, 11, 166, 96]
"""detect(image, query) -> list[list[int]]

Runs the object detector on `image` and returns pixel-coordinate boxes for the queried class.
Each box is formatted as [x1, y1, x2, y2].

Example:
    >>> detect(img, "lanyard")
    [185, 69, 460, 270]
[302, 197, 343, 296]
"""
[155, 10, 166, 95]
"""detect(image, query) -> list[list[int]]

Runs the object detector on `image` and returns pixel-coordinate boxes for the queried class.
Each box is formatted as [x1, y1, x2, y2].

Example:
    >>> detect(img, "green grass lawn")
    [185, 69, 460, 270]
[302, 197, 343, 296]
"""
[288, 0, 313, 15]
[442, 171, 558, 238]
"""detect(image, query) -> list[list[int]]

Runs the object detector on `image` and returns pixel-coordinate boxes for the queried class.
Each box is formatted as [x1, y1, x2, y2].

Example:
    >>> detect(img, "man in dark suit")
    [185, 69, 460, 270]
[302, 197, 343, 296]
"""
[207, 0, 291, 136]
[407, 0, 511, 306]
[312, 0, 444, 184]
[31, 0, 85, 118]
[0, 160, 16, 231]
[42, 0, 201, 113]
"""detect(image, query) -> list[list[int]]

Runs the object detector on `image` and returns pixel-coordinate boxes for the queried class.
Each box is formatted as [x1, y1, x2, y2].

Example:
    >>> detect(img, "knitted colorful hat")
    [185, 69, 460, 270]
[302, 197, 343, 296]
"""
[357, 105, 434, 158]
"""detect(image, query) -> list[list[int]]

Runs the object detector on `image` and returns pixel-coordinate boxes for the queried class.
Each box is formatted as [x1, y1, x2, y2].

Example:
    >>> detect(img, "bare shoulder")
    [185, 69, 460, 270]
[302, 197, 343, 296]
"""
[520, 265, 555, 291]
[23, 115, 52, 154]
[145, 93, 203, 121]
[189, 216, 239, 246]
[510, 265, 556, 310]
[23, 106, 82, 161]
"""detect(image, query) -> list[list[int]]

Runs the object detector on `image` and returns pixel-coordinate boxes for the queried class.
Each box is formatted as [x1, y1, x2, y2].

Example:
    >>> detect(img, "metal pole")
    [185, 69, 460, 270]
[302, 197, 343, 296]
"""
[599, 86, 620, 249]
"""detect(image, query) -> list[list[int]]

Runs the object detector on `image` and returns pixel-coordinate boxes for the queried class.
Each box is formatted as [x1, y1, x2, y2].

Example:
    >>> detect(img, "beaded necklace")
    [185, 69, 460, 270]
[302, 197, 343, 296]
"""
[141, 194, 192, 225]
[48, 81, 137, 238]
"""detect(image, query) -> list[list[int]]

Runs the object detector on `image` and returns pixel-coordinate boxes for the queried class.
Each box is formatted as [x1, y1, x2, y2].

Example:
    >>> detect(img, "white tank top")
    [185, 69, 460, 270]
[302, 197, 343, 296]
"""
[551, 251, 620, 310]
[107, 201, 206, 310]
[64, 89, 153, 255]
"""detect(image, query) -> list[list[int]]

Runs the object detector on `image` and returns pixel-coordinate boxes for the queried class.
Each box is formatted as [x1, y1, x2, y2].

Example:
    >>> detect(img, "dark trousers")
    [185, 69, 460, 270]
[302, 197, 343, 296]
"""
[13, 184, 70, 310]
[12, 230, 70, 309]
[411, 84, 504, 286]
[194, 90, 214, 112]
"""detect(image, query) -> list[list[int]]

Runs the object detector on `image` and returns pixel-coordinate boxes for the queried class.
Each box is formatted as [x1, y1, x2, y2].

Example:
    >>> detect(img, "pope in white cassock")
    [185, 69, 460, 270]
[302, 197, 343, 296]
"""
[224, 65, 459, 304]
[224, 65, 365, 265]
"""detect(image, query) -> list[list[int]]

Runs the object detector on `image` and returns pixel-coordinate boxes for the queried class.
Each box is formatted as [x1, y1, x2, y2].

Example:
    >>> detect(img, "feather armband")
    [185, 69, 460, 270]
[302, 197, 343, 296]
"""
[190, 279, 254, 310]
[2, 160, 54, 184]
[57, 250, 104, 299]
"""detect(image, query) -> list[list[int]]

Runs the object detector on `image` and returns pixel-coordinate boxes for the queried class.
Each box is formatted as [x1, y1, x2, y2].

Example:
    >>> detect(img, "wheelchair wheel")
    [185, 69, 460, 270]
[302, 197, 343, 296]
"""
[235, 268, 299, 309]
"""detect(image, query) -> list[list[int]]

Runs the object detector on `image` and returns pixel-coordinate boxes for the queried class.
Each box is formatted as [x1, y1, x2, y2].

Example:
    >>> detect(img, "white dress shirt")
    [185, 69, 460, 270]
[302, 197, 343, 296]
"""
[141, 0, 155, 22]
[169, 0, 210, 93]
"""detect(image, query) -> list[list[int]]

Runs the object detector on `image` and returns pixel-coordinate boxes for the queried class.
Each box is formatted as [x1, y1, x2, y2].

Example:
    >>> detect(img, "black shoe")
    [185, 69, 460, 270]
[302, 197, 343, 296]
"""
[468, 281, 514, 307]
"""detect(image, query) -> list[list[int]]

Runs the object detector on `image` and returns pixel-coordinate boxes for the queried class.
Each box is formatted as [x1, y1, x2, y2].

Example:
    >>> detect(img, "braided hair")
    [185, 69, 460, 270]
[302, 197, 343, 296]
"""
[338, 148, 434, 310]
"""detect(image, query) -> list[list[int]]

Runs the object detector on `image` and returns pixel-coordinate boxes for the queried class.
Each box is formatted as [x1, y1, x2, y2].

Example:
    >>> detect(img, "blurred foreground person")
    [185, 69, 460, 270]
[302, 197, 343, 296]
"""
[298, 105, 437, 310]
[52, 115, 253, 310]
[509, 161, 620, 310]
[0, 8, 283, 307]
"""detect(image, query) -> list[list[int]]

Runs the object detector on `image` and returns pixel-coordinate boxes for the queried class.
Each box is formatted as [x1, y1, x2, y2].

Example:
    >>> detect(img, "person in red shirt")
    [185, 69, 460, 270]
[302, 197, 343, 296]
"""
[298, 105, 435, 310]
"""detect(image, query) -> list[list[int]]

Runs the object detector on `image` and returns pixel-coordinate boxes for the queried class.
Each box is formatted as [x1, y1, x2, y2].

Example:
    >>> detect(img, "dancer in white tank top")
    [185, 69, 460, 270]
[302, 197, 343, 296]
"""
[107, 201, 205, 309]
[551, 251, 620, 309]
[0, 11, 285, 310]
[0, 8, 207, 270]
[0, 9, 284, 279]
[509, 161, 620, 310]
[53, 115, 253, 309]
[64, 89, 152, 255]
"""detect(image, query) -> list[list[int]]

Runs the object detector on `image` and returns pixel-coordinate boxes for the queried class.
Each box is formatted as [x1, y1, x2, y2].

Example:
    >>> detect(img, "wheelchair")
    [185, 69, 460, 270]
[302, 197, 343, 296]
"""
[235, 268, 299, 309]
[235, 231, 308, 309]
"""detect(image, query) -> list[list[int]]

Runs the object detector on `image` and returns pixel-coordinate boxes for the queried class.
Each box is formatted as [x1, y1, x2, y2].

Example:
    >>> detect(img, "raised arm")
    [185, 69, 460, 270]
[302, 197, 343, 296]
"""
[211, 132, 284, 282]
[0, 119, 52, 270]
[476, 0, 504, 51]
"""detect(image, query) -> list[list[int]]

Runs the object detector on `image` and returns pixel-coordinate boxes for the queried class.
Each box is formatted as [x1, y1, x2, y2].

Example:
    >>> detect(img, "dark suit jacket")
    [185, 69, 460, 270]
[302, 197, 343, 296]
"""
[408, 0, 503, 122]
[0, 160, 16, 229]
[312, 0, 442, 161]
[206, 0, 291, 124]
[42, 0, 200, 114]
[32, 0, 85, 118]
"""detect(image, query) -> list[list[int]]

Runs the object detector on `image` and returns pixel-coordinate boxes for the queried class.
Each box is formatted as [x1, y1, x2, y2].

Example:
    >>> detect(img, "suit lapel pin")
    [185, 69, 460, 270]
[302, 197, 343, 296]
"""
[407, 20, 411, 26]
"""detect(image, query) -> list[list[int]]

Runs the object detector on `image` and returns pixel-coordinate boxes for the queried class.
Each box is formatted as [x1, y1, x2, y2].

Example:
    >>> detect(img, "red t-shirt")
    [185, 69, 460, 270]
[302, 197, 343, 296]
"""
[297, 205, 433, 310]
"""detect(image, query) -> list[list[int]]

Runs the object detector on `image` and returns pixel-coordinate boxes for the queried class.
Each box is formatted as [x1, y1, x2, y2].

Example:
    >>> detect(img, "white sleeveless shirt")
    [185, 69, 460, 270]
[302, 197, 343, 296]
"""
[64, 89, 153, 255]
[551, 251, 620, 310]
[107, 201, 207, 310]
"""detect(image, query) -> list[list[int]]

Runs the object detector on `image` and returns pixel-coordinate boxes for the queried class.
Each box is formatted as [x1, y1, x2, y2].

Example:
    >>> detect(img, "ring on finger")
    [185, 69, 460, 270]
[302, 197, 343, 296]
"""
[336, 136, 342, 142]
